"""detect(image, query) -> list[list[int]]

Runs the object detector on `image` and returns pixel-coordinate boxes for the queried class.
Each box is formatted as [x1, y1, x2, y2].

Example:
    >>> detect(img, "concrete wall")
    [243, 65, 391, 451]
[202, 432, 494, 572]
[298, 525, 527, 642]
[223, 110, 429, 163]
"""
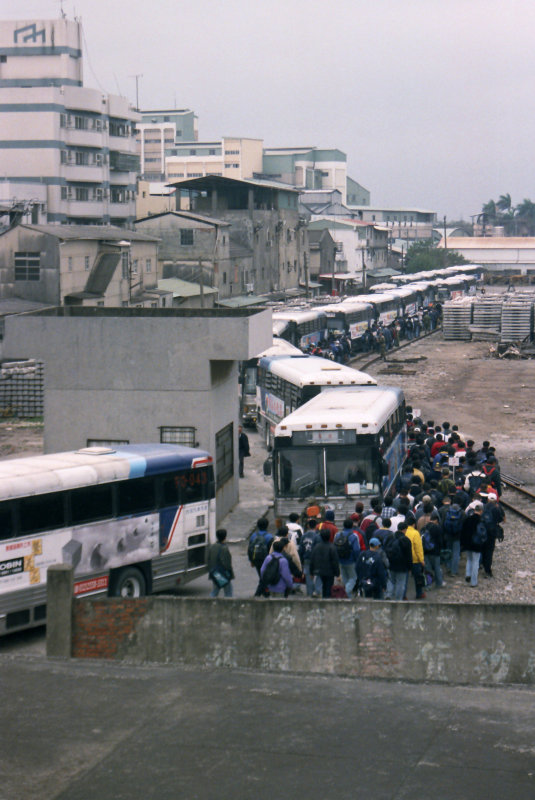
[2, 307, 272, 520]
[63, 594, 535, 685]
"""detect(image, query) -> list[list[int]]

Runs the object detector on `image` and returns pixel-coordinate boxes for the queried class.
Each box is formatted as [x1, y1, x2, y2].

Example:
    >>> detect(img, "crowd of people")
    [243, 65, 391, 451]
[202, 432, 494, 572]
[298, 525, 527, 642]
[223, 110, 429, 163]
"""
[208, 411, 506, 601]
[301, 304, 442, 364]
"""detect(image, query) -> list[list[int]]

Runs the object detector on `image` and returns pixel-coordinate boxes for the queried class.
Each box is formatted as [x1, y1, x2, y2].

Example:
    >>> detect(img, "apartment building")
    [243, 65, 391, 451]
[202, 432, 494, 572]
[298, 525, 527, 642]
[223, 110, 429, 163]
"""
[261, 147, 357, 205]
[0, 17, 139, 226]
[166, 137, 264, 183]
[137, 109, 198, 179]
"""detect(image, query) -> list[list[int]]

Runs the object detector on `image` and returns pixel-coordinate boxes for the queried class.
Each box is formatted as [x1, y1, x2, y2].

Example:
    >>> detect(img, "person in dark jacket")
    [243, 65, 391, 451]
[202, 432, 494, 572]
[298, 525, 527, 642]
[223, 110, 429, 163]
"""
[460, 502, 486, 587]
[384, 523, 412, 600]
[422, 513, 444, 588]
[480, 496, 505, 577]
[310, 528, 340, 598]
[238, 425, 250, 478]
[260, 539, 294, 597]
[356, 538, 388, 599]
[207, 529, 234, 598]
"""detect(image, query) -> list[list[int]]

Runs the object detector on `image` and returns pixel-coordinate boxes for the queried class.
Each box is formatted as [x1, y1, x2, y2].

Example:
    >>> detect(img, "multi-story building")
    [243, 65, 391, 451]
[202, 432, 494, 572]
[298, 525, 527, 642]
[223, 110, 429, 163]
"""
[349, 206, 437, 241]
[261, 146, 370, 207]
[166, 137, 264, 183]
[170, 175, 308, 298]
[137, 109, 198, 179]
[0, 223, 166, 307]
[0, 17, 139, 226]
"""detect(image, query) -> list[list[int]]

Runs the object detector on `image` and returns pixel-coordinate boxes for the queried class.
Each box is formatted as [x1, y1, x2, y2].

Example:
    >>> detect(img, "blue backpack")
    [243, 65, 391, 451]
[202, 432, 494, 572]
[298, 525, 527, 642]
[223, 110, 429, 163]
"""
[443, 505, 463, 537]
[471, 520, 488, 548]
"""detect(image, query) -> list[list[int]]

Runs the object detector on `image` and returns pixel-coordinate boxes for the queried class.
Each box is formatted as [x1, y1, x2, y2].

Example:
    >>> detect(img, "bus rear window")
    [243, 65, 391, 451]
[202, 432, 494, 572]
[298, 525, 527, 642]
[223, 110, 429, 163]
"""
[0, 502, 13, 540]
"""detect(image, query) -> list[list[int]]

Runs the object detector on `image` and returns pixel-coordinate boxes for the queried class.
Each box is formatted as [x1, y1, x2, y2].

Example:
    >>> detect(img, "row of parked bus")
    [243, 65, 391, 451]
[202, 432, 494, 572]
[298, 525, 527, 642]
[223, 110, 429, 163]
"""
[271, 265, 482, 351]
[240, 265, 482, 428]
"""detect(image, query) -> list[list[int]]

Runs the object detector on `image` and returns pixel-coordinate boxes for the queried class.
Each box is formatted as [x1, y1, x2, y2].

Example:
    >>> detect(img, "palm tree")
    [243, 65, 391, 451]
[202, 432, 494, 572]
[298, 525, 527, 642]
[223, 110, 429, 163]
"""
[496, 193, 513, 216]
[515, 199, 535, 235]
[481, 199, 496, 222]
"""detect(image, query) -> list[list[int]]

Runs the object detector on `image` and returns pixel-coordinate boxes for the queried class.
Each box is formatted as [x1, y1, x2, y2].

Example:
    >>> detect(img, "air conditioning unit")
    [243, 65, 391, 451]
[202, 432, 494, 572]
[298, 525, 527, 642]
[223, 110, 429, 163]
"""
[245, 283, 254, 293]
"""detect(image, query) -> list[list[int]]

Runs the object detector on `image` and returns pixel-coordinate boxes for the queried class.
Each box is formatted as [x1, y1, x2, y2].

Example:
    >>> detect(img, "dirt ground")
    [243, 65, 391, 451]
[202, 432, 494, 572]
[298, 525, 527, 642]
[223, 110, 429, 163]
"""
[0, 294, 533, 604]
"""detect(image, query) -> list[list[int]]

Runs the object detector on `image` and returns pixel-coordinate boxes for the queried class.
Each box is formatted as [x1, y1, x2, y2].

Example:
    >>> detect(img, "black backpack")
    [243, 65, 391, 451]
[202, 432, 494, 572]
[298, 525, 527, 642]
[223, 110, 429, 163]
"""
[249, 532, 270, 567]
[471, 520, 488, 548]
[335, 532, 353, 560]
[262, 555, 281, 586]
[299, 532, 316, 561]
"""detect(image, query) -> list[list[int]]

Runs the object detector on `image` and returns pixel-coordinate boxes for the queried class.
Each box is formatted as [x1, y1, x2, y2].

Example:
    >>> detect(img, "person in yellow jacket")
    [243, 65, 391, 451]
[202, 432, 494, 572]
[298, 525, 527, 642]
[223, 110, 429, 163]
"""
[399, 518, 426, 599]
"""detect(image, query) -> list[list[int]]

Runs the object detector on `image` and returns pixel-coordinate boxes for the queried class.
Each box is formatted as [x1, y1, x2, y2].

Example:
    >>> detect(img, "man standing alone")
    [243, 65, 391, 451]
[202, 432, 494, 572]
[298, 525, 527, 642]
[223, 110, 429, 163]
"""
[238, 425, 250, 478]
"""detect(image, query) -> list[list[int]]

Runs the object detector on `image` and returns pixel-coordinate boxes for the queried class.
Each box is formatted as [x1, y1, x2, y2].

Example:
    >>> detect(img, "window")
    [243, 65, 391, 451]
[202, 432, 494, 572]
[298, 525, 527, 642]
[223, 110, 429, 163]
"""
[74, 115, 88, 130]
[146, 258, 152, 273]
[0, 55, 7, 64]
[70, 484, 113, 525]
[117, 476, 155, 515]
[180, 229, 194, 246]
[121, 251, 129, 279]
[15, 252, 40, 281]
[132, 259, 138, 275]
[215, 423, 233, 488]
[222, 272, 227, 284]
[160, 426, 196, 446]
[68, 256, 73, 272]
[189, 149, 196, 155]
[19, 493, 64, 535]
[75, 187, 89, 201]
[84, 256, 90, 271]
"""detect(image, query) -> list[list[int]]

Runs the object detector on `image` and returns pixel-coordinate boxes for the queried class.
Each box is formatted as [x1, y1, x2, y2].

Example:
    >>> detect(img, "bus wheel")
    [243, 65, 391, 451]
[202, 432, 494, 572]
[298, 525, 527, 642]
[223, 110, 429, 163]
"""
[112, 567, 146, 598]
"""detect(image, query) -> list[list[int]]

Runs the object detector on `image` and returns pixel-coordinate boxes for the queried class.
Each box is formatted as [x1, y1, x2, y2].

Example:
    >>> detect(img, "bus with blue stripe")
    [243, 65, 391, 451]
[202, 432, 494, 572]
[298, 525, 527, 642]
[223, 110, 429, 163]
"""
[0, 444, 215, 635]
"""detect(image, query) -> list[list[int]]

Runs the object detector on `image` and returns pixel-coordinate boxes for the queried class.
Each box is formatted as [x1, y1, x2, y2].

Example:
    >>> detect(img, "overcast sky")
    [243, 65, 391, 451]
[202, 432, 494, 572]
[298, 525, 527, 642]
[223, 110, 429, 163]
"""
[9, 0, 535, 219]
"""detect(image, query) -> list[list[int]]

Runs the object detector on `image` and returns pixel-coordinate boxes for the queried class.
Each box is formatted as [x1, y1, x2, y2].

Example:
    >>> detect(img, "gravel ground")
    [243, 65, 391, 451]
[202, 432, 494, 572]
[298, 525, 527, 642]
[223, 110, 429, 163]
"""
[366, 333, 535, 605]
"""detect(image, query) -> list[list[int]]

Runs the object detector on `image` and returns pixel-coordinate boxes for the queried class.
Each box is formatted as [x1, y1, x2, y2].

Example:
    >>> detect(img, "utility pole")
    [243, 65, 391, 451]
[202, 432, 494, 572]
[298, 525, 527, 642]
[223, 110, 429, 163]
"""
[130, 74, 143, 110]
[443, 215, 448, 266]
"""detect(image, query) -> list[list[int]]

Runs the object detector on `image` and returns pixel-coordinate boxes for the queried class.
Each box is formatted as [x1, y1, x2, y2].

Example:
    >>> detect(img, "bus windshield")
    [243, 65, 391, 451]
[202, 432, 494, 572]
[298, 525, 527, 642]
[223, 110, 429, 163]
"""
[243, 365, 257, 396]
[275, 445, 380, 499]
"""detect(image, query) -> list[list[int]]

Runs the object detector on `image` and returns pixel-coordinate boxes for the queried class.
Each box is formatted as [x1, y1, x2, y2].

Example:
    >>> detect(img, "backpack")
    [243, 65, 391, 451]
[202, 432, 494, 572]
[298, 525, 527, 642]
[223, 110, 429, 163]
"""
[357, 552, 378, 590]
[262, 554, 281, 586]
[467, 472, 484, 494]
[443, 505, 463, 537]
[471, 520, 488, 548]
[482, 464, 497, 488]
[421, 527, 436, 554]
[361, 514, 378, 534]
[249, 532, 270, 567]
[299, 532, 316, 562]
[335, 532, 353, 560]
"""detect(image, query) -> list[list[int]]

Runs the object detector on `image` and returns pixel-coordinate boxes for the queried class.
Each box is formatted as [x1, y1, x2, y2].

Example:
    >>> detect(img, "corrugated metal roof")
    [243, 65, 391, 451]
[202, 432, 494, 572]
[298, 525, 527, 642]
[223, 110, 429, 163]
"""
[135, 210, 230, 227]
[439, 237, 535, 249]
[19, 224, 160, 242]
[167, 175, 299, 192]
[158, 278, 218, 298]
[216, 295, 266, 308]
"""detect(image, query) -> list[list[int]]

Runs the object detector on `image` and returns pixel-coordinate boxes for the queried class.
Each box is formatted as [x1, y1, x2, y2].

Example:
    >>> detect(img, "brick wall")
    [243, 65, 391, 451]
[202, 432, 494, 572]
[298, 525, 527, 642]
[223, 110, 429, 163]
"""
[72, 598, 149, 660]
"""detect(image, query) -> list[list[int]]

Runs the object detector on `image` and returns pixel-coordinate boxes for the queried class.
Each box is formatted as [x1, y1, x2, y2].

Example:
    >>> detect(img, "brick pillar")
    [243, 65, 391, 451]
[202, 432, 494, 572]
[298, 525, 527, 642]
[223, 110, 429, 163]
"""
[46, 564, 74, 658]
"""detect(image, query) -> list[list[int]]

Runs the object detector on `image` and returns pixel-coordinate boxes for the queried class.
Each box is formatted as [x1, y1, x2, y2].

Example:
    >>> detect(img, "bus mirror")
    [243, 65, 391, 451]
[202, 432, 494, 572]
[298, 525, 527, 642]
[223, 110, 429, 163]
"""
[263, 458, 272, 477]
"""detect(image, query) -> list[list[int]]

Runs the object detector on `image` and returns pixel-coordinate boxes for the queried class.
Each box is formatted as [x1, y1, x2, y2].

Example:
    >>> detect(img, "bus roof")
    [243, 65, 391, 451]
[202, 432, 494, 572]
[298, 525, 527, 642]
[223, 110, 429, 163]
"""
[275, 386, 404, 435]
[272, 309, 326, 324]
[259, 339, 303, 357]
[259, 355, 376, 387]
[0, 444, 212, 501]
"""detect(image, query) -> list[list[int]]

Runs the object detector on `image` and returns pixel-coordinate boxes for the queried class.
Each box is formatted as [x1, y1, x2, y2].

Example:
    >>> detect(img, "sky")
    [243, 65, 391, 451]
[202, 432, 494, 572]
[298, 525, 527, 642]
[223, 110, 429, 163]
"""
[6, 0, 535, 220]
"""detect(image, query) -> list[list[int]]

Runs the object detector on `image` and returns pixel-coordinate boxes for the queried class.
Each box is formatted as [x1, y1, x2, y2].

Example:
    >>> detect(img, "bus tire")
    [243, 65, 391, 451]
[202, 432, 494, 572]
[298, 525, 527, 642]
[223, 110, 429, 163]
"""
[111, 567, 146, 598]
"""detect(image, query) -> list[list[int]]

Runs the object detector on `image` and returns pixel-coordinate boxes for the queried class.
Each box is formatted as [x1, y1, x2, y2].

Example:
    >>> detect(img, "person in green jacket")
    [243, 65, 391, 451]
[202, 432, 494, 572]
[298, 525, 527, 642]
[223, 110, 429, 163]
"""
[208, 529, 235, 597]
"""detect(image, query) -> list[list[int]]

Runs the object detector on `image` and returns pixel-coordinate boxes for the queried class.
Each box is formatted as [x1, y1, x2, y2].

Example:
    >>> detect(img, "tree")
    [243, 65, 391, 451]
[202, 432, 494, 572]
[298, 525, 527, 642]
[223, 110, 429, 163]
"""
[404, 241, 468, 273]
[481, 199, 497, 225]
[496, 193, 513, 216]
[514, 198, 535, 236]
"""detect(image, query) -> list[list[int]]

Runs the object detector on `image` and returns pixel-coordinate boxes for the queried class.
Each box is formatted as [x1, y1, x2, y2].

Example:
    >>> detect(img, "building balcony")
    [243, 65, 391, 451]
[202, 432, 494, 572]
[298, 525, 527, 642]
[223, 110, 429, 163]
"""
[63, 164, 106, 183]
[62, 127, 105, 148]
[60, 199, 107, 218]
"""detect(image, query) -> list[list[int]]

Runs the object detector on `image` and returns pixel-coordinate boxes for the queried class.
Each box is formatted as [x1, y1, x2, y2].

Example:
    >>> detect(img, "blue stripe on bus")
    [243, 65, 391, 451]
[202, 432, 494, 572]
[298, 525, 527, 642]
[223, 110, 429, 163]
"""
[112, 445, 212, 477]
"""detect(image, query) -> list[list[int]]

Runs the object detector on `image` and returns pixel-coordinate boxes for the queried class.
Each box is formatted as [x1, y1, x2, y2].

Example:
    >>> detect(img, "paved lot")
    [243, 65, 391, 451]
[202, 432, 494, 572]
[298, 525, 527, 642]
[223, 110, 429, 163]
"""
[1, 655, 534, 800]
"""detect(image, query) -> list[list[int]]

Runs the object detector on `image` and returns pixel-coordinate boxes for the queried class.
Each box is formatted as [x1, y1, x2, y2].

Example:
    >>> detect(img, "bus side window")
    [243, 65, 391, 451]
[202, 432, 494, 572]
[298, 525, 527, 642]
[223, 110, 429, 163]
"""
[19, 492, 65, 535]
[0, 501, 14, 540]
[70, 484, 113, 525]
[117, 476, 155, 516]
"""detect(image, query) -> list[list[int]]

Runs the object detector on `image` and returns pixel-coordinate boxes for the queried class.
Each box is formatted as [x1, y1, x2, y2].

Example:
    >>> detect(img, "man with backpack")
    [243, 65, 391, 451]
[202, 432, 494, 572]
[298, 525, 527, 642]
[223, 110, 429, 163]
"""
[260, 539, 294, 597]
[460, 502, 487, 587]
[248, 518, 274, 597]
[441, 501, 465, 576]
[317, 509, 338, 542]
[421, 512, 444, 589]
[464, 462, 485, 497]
[310, 527, 341, 598]
[481, 495, 505, 578]
[333, 518, 362, 596]
[299, 518, 320, 597]
[356, 538, 388, 599]
[384, 522, 413, 600]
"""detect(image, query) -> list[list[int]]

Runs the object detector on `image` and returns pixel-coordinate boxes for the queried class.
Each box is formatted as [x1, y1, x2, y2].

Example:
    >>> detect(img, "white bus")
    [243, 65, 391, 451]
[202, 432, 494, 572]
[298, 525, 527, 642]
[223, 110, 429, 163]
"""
[256, 355, 376, 448]
[0, 443, 215, 635]
[239, 338, 302, 427]
[272, 309, 328, 348]
[269, 386, 406, 522]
